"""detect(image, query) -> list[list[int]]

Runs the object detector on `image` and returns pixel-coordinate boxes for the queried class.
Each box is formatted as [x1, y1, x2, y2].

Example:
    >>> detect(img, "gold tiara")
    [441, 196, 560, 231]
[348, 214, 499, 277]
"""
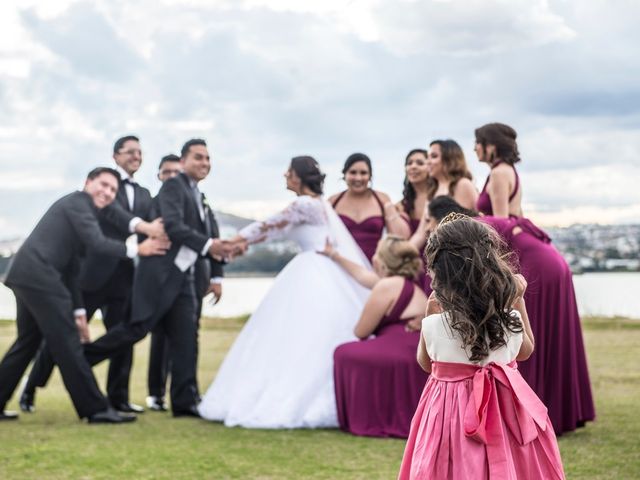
[438, 212, 469, 227]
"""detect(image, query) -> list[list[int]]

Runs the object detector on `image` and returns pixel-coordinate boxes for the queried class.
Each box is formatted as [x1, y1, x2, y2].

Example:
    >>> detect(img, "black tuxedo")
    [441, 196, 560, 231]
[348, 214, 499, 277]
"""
[147, 240, 222, 400]
[84, 173, 221, 412]
[0, 191, 129, 418]
[25, 178, 152, 406]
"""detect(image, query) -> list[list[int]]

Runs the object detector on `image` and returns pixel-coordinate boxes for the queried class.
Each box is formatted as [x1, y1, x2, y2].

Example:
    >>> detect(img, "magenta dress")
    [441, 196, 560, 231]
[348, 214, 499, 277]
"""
[402, 210, 432, 295]
[332, 190, 385, 262]
[476, 165, 595, 435]
[333, 278, 429, 438]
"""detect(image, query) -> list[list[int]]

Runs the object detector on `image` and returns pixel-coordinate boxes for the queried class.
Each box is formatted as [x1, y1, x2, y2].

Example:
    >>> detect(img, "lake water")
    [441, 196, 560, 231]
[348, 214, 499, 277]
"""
[0, 272, 638, 320]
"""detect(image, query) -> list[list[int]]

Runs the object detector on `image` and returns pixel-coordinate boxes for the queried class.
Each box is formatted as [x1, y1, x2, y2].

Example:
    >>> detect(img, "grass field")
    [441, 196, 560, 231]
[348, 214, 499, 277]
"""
[0, 315, 639, 479]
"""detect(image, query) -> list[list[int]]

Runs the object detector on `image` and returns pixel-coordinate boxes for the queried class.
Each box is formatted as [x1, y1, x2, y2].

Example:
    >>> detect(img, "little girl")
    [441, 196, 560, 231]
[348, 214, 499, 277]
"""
[399, 214, 564, 479]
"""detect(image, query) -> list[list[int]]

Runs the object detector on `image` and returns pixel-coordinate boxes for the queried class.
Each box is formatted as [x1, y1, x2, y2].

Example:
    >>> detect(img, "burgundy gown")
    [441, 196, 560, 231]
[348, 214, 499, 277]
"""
[477, 164, 595, 435]
[334, 278, 429, 438]
[332, 190, 385, 262]
[403, 210, 432, 295]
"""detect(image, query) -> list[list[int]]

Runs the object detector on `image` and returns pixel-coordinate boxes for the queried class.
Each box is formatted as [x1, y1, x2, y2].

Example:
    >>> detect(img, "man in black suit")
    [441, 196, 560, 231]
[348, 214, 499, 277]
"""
[0, 168, 168, 422]
[145, 154, 225, 411]
[83, 139, 242, 417]
[21, 135, 159, 414]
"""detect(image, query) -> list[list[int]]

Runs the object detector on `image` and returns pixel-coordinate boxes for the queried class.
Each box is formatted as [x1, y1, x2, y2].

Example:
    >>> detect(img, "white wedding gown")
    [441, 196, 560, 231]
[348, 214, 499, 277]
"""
[198, 195, 371, 428]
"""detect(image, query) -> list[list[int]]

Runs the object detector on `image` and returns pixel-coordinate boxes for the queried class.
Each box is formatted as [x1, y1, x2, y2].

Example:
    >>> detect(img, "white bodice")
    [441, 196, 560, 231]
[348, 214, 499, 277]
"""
[422, 311, 523, 366]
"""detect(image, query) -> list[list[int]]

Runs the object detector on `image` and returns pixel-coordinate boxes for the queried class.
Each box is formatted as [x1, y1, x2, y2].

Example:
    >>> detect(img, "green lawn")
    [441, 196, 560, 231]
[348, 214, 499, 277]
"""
[0, 316, 638, 479]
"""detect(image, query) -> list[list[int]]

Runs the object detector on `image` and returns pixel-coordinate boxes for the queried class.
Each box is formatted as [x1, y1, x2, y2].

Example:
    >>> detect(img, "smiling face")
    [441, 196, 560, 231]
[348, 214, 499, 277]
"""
[113, 139, 142, 176]
[84, 172, 119, 209]
[405, 151, 429, 185]
[344, 160, 371, 194]
[181, 144, 211, 182]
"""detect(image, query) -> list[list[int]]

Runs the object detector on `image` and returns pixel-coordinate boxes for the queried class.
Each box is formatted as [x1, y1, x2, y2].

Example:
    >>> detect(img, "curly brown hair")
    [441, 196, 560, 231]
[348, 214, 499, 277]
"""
[424, 215, 522, 362]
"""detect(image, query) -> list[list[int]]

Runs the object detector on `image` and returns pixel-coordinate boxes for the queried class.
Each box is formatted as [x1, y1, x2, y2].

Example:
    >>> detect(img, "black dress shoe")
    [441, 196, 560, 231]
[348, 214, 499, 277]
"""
[146, 396, 168, 412]
[0, 410, 19, 421]
[87, 407, 137, 424]
[113, 402, 145, 414]
[19, 390, 35, 413]
[172, 405, 201, 418]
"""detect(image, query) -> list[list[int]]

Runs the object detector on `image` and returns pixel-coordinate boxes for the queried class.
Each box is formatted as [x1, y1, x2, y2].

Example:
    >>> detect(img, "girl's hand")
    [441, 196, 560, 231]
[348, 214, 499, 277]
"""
[426, 291, 443, 316]
[514, 273, 527, 298]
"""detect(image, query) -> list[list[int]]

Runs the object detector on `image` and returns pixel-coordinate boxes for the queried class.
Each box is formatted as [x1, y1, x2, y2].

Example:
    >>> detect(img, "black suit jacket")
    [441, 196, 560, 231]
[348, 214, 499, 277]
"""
[131, 173, 222, 322]
[79, 179, 152, 293]
[5, 192, 128, 301]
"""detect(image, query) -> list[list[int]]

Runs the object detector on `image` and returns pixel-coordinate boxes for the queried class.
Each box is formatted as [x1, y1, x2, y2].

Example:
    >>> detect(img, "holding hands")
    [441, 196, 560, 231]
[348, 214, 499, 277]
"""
[209, 236, 248, 261]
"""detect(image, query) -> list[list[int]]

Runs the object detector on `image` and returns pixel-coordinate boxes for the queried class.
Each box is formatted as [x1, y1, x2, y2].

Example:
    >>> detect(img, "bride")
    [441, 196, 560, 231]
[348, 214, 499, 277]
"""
[198, 155, 371, 428]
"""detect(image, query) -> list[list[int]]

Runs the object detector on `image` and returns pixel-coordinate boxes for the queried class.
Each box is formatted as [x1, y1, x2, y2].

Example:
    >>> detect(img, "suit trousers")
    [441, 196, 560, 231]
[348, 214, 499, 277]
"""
[25, 270, 134, 405]
[84, 273, 200, 411]
[148, 297, 203, 399]
[0, 286, 108, 418]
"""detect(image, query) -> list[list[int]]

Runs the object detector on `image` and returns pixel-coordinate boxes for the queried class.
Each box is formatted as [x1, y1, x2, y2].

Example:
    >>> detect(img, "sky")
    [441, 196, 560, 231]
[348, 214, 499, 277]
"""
[0, 0, 639, 238]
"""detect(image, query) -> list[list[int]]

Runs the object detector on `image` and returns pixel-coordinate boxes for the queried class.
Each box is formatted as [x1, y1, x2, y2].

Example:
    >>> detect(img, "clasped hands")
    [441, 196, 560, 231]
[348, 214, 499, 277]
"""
[209, 235, 248, 261]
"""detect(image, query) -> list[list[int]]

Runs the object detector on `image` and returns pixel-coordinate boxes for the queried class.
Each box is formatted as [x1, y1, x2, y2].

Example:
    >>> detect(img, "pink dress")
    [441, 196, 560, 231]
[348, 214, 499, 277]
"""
[399, 312, 565, 480]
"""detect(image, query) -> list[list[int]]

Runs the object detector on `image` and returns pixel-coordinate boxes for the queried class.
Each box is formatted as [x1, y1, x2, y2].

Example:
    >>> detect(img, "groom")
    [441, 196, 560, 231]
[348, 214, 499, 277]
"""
[84, 139, 245, 416]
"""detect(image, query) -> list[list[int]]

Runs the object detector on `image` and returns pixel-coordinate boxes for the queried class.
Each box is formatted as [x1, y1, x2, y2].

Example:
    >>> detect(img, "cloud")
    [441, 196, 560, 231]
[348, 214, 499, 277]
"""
[0, 0, 638, 237]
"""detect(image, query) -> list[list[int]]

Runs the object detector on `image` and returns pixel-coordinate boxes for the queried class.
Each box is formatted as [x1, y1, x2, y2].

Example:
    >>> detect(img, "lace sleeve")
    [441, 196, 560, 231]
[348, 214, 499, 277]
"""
[238, 196, 323, 243]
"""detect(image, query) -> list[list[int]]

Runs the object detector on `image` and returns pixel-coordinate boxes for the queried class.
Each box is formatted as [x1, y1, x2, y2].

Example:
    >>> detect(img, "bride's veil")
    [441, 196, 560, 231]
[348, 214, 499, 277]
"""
[321, 199, 372, 270]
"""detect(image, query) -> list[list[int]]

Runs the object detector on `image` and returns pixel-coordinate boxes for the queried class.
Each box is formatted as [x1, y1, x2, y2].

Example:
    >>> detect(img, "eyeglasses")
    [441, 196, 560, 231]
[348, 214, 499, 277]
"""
[118, 149, 142, 156]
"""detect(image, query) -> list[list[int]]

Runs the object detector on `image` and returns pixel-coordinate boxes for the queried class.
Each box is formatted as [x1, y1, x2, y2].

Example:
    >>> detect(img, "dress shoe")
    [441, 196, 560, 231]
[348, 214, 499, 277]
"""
[146, 396, 168, 412]
[87, 407, 137, 424]
[0, 410, 19, 421]
[19, 390, 35, 413]
[172, 405, 201, 418]
[113, 402, 145, 414]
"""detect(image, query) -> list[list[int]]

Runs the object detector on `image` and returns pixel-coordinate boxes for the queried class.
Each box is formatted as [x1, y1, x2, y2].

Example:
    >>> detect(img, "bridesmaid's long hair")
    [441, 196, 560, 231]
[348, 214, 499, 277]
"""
[426, 139, 473, 200]
[474, 123, 521, 166]
[290, 156, 326, 195]
[401, 148, 429, 218]
[424, 215, 522, 362]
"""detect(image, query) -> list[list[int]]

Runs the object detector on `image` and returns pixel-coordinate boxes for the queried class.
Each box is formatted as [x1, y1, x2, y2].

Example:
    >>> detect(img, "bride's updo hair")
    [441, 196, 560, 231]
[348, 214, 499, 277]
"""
[474, 123, 520, 166]
[374, 235, 422, 279]
[290, 155, 326, 195]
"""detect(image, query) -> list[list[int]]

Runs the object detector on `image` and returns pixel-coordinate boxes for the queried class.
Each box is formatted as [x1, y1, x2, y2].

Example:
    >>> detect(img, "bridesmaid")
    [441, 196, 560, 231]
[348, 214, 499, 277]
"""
[321, 236, 428, 438]
[330, 153, 409, 262]
[397, 149, 430, 235]
[426, 139, 478, 210]
[396, 148, 432, 293]
[475, 123, 522, 217]
[430, 196, 596, 434]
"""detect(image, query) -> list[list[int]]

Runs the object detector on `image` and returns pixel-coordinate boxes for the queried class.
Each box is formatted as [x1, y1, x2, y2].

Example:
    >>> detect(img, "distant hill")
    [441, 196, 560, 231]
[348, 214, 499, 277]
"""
[0, 211, 297, 277]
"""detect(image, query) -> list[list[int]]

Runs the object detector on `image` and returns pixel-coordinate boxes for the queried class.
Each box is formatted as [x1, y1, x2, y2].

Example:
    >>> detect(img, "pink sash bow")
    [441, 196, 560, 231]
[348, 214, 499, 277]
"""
[432, 361, 550, 478]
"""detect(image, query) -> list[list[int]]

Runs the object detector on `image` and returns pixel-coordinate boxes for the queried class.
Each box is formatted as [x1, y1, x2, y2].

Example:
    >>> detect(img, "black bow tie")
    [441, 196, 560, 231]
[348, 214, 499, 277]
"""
[122, 178, 136, 186]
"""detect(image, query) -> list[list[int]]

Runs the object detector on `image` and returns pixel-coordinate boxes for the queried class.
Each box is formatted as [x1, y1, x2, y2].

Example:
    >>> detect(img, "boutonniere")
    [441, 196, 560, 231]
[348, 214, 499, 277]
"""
[202, 195, 211, 211]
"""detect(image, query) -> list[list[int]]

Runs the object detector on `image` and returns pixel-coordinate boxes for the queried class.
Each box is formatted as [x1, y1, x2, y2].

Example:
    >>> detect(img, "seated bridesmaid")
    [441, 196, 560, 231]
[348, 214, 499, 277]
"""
[425, 194, 595, 435]
[329, 153, 409, 262]
[426, 139, 478, 210]
[321, 236, 428, 438]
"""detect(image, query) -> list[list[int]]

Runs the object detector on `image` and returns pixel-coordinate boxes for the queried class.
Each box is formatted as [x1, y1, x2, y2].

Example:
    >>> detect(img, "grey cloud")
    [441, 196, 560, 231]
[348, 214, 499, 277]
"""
[20, 3, 143, 82]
